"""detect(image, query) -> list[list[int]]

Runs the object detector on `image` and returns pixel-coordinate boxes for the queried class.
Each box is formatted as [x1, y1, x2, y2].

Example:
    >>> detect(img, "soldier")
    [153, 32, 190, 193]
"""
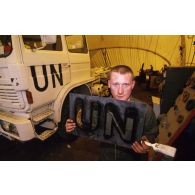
[65, 65, 159, 160]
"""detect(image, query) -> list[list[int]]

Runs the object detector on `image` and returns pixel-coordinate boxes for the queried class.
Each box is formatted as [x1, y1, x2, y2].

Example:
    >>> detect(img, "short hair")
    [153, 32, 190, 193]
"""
[108, 65, 134, 80]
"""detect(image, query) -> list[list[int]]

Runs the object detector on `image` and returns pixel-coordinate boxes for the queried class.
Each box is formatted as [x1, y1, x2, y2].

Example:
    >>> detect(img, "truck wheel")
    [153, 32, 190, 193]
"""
[57, 84, 91, 141]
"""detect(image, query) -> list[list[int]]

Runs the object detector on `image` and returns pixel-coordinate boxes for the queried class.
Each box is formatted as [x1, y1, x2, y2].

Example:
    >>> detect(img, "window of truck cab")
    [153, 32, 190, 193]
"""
[22, 35, 62, 51]
[0, 35, 12, 58]
[65, 35, 88, 53]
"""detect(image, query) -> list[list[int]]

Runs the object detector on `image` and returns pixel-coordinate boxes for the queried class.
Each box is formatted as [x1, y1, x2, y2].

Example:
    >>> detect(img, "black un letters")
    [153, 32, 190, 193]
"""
[69, 93, 147, 148]
[30, 64, 63, 92]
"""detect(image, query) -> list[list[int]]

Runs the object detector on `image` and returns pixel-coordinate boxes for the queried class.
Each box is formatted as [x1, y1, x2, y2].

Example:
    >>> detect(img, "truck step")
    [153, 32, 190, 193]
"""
[32, 109, 54, 124]
[35, 119, 57, 141]
[36, 127, 57, 141]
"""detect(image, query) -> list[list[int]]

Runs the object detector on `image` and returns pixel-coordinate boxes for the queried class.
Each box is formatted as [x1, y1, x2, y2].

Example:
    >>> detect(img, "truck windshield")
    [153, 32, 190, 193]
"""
[0, 35, 12, 58]
[22, 35, 62, 51]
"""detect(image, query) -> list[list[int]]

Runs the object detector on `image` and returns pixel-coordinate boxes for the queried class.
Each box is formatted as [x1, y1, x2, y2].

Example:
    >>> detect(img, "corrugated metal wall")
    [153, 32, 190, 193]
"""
[87, 35, 195, 76]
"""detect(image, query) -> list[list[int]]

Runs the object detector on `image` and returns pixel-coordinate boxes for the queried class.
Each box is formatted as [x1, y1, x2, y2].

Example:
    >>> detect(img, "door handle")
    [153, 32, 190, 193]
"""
[62, 63, 70, 68]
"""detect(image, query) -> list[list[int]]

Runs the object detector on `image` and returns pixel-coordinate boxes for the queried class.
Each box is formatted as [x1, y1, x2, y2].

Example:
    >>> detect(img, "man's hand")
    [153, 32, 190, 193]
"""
[131, 136, 150, 154]
[65, 119, 76, 133]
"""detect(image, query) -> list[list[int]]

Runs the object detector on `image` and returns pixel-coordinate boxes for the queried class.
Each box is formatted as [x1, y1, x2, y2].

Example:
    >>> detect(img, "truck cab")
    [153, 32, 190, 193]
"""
[0, 35, 95, 141]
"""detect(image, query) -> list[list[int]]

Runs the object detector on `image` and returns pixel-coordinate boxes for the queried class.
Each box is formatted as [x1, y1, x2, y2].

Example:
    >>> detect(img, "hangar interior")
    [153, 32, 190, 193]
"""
[0, 35, 195, 160]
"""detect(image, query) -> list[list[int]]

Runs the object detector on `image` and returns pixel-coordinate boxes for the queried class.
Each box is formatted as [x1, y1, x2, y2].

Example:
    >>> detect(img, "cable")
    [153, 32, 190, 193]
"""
[169, 36, 180, 64]
[147, 36, 153, 66]
[136, 36, 141, 66]
[154, 36, 159, 67]
[187, 36, 194, 64]
[190, 50, 195, 66]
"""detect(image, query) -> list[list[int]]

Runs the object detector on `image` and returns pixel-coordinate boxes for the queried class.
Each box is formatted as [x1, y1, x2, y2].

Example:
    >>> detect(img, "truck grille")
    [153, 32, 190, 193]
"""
[0, 80, 24, 109]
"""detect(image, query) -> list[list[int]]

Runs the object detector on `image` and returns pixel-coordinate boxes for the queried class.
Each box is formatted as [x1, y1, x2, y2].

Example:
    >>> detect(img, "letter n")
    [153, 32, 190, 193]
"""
[50, 64, 63, 88]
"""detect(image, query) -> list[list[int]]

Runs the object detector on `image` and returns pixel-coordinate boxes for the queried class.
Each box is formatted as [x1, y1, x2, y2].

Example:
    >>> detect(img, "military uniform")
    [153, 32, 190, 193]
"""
[100, 97, 159, 161]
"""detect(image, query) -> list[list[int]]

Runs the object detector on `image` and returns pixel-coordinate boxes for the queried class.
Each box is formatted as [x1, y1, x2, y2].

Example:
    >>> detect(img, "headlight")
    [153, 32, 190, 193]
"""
[0, 120, 19, 136]
[0, 120, 10, 131]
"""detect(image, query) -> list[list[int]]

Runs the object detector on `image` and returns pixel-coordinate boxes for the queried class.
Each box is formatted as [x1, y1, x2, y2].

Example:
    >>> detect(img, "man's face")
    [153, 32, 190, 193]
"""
[108, 72, 135, 101]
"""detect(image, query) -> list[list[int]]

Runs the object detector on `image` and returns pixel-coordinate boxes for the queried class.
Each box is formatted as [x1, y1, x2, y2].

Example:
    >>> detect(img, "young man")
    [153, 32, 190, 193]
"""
[66, 65, 159, 160]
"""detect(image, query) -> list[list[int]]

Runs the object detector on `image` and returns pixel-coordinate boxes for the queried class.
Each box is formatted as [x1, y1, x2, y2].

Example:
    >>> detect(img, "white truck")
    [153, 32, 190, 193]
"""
[0, 35, 97, 141]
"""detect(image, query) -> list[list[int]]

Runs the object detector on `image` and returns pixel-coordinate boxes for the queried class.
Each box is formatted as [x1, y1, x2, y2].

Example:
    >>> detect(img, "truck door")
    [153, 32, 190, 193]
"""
[19, 35, 70, 110]
[65, 35, 91, 81]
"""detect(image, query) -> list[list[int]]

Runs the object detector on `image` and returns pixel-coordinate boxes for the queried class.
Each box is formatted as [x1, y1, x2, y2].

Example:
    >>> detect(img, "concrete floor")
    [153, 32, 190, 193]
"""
[0, 134, 101, 160]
